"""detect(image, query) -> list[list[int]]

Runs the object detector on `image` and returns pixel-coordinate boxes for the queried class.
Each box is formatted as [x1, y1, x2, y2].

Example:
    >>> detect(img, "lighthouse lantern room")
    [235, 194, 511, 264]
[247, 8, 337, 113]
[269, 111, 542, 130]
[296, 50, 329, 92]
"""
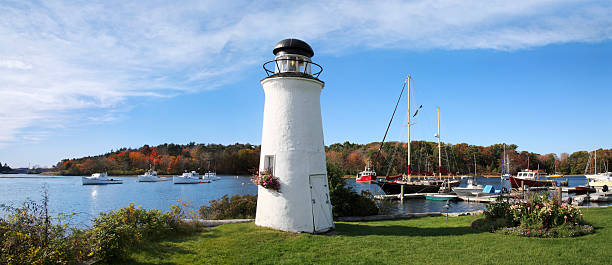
[256, 39, 333, 233]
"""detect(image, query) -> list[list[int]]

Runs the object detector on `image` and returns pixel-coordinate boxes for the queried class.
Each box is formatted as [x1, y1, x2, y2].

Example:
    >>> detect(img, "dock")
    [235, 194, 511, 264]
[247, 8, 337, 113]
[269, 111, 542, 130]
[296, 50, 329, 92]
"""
[374, 193, 499, 203]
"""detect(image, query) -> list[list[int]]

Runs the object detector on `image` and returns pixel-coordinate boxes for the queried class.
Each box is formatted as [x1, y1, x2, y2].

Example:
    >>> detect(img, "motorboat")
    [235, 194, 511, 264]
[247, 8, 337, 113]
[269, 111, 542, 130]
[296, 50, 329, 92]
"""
[356, 165, 376, 184]
[509, 170, 554, 189]
[138, 170, 167, 182]
[453, 177, 484, 197]
[204, 171, 218, 182]
[586, 175, 612, 192]
[173, 171, 203, 184]
[82, 172, 123, 185]
[585, 172, 612, 181]
[425, 194, 458, 201]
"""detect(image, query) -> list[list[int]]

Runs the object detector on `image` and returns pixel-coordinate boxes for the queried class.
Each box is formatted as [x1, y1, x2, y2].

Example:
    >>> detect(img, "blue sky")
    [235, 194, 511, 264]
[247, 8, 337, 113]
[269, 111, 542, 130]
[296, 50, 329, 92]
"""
[1, 0, 611, 167]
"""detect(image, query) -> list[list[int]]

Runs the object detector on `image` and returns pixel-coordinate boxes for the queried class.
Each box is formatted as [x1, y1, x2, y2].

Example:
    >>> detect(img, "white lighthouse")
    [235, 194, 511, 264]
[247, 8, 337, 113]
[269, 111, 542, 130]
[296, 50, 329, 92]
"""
[255, 39, 333, 233]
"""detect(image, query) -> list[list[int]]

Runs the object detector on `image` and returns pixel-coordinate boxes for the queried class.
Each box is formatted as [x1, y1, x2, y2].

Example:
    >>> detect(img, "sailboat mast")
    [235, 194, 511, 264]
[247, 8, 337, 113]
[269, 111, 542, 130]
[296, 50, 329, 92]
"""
[501, 144, 505, 177]
[474, 153, 477, 175]
[437, 107, 442, 179]
[407, 76, 411, 179]
[594, 150, 597, 174]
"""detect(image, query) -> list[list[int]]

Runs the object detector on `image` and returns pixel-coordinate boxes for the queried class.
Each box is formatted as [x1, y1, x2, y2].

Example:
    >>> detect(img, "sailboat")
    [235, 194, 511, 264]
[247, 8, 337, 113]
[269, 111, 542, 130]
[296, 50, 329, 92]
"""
[373, 76, 444, 195]
[585, 150, 612, 192]
[426, 107, 458, 201]
[501, 145, 512, 180]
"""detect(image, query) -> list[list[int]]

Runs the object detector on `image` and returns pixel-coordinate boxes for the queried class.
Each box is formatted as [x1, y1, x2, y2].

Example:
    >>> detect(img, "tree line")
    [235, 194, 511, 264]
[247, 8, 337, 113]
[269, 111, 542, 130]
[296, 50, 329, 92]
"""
[54, 141, 611, 176]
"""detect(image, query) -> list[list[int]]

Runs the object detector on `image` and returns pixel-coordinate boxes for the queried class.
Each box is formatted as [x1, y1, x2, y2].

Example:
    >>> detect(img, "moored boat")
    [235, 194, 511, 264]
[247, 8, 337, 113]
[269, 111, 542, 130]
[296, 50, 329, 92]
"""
[452, 176, 483, 197]
[82, 172, 123, 185]
[376, 179, 441, 194]
[356, 165, 376, 184]
[138, 169, 167, 182]
[509, 170, 554, 189]
[173, 171, 203, 184]
[425, 194, 458, 201]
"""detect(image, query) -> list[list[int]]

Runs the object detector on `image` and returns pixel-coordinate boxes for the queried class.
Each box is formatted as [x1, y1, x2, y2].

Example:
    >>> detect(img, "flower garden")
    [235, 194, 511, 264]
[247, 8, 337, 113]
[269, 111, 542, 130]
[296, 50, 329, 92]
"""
[474, 192, 594, 238]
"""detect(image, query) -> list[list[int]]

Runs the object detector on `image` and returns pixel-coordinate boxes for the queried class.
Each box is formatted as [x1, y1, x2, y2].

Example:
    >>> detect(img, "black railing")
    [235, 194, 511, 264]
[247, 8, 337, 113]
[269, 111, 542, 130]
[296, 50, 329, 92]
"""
[263, 58, 323, 78]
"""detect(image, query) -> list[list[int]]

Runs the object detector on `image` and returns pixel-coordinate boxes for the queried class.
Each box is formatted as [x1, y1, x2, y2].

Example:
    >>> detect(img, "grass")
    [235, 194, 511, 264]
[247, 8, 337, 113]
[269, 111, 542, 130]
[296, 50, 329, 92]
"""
[119, 207, 612, 265]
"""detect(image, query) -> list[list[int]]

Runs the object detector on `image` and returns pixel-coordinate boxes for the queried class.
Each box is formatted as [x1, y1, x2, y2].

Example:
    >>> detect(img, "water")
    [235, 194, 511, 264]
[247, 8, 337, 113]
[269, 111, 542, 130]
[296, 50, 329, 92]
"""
[0, 174, 606, 226]
[347, 175, 609, 214]
[0, 174, 256, 226]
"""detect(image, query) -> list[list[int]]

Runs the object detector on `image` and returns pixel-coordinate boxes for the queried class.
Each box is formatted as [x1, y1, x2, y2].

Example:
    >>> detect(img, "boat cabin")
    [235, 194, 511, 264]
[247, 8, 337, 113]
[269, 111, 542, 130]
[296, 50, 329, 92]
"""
[356, 166, 376, 184]
[516, 170, 544, 180]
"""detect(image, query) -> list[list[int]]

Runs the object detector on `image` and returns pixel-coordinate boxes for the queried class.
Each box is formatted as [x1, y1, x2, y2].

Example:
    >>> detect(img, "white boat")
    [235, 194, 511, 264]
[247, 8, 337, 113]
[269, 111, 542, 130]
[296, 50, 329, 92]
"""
[453, 177, 484, 196]
[584, 150, 612, 192]
[82, 172, 123, 185]
[138, 170, 167, 182]
[204, 171, 218, 181]
[173, 171, 203, 184]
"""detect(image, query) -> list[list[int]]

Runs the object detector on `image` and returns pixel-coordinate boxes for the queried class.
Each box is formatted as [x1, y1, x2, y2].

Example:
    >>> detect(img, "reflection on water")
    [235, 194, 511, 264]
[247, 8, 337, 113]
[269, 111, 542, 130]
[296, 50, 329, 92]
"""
[0, 174, 257, 226]
[0, 174, 608, 226]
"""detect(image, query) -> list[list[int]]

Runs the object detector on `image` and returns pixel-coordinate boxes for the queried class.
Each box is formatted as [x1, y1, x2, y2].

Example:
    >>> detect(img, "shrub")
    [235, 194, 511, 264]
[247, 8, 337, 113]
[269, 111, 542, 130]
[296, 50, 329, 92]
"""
[0, 189, 88, 264]
[199, 194, 257, 220]
[477, 192, 593, 238]
[90, 203, 186, 261]
[327, 162, 379, 217]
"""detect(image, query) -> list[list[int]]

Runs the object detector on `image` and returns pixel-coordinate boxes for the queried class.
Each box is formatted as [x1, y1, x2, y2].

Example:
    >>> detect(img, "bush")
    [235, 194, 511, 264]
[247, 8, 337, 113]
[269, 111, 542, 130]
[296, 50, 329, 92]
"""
[199, 194, 257, 220]
[0, 188, 203, 264]
[0, 189, 89, 264]
[476, 192, 593, 238]
[327, 162, 379, 217]
[90, 203, 182, 261]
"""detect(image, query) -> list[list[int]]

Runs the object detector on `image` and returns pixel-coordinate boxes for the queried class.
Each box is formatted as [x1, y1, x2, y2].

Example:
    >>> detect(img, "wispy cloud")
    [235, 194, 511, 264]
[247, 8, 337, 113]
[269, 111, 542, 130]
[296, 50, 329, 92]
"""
[0, 0, 610, 146]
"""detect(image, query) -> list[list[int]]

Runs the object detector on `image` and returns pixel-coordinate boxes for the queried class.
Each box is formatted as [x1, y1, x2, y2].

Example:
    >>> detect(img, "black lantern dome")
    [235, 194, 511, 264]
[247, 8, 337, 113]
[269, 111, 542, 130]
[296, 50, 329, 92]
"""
[273, 39, 314, 58]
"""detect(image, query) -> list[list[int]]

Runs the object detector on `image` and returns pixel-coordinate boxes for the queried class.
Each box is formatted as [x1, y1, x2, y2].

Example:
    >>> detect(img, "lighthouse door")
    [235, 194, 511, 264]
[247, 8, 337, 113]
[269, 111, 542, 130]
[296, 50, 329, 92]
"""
[309, 174, 333, 233]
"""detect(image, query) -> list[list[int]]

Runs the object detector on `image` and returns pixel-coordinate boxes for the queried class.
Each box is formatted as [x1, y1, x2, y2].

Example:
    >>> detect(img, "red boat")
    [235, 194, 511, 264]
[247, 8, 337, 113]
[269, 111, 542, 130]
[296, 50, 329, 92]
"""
[509, 170, 554, 189]
[356, 166, 376, 184]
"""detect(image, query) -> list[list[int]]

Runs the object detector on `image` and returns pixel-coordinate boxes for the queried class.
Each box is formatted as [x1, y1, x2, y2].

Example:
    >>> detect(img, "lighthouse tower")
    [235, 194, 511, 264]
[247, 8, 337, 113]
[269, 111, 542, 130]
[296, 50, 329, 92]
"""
[255, 39, 333, 233]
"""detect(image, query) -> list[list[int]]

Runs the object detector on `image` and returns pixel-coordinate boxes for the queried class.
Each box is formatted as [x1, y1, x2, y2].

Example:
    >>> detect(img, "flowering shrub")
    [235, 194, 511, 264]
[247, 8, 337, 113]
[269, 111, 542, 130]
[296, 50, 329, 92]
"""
[478, 192, 593, 238]
[251, 170, 280, 192]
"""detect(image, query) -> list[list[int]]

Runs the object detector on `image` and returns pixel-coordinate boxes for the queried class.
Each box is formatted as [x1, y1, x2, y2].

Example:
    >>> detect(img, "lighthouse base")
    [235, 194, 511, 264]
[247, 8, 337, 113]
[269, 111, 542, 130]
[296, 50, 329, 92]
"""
[255, 171, 334, 234]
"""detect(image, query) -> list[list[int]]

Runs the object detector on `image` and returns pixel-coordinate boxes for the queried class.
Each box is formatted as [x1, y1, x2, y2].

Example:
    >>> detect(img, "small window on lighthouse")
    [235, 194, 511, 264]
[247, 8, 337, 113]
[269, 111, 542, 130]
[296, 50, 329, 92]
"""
[264, 155, 275, 174]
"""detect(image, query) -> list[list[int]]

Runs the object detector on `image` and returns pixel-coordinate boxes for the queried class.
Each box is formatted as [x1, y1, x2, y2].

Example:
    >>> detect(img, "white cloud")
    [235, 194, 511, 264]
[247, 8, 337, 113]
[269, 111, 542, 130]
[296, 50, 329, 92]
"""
[0, 0, 610, 146]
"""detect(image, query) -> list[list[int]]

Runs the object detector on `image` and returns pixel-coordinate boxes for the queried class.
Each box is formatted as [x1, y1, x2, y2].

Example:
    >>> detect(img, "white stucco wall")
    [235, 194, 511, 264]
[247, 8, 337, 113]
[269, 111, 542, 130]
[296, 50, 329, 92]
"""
[255, 76, 334, 233]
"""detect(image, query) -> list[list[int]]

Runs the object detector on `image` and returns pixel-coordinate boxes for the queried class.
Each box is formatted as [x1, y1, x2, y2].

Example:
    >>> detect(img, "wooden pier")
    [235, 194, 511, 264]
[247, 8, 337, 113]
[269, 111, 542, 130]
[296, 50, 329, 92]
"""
[374, 193, 499, 203]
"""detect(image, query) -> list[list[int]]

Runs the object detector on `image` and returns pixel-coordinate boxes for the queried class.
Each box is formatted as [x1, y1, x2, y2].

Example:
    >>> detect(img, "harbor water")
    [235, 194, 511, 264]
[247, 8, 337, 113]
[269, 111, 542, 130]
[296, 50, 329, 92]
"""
[0, 174, 604, 226]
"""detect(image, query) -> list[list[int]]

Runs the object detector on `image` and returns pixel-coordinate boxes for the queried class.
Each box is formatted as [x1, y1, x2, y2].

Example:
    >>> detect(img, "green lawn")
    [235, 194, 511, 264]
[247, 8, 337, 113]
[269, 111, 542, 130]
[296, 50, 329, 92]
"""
[122, 207, 611, 264]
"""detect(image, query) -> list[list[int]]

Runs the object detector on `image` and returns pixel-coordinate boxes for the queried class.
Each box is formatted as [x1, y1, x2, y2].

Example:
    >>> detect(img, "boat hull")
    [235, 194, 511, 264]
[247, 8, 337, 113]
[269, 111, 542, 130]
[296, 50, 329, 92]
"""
[572, 186, 596, 194]
[82, 177, 123, 185]
[356, 175, 374, 184]
[452, 187, 482, 197]
[425, 194, 458, 201]
[173, 176, 202, 184]
[375, 181, 440, 195]
[138, 175, 168, 182]
[509, 176, 553, 189]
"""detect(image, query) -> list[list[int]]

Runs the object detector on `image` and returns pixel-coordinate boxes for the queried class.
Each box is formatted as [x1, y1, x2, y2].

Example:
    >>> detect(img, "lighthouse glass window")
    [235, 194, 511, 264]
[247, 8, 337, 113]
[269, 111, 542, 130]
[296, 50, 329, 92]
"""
[264, 155, 275, 175]
[274, 55, 311, 75]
